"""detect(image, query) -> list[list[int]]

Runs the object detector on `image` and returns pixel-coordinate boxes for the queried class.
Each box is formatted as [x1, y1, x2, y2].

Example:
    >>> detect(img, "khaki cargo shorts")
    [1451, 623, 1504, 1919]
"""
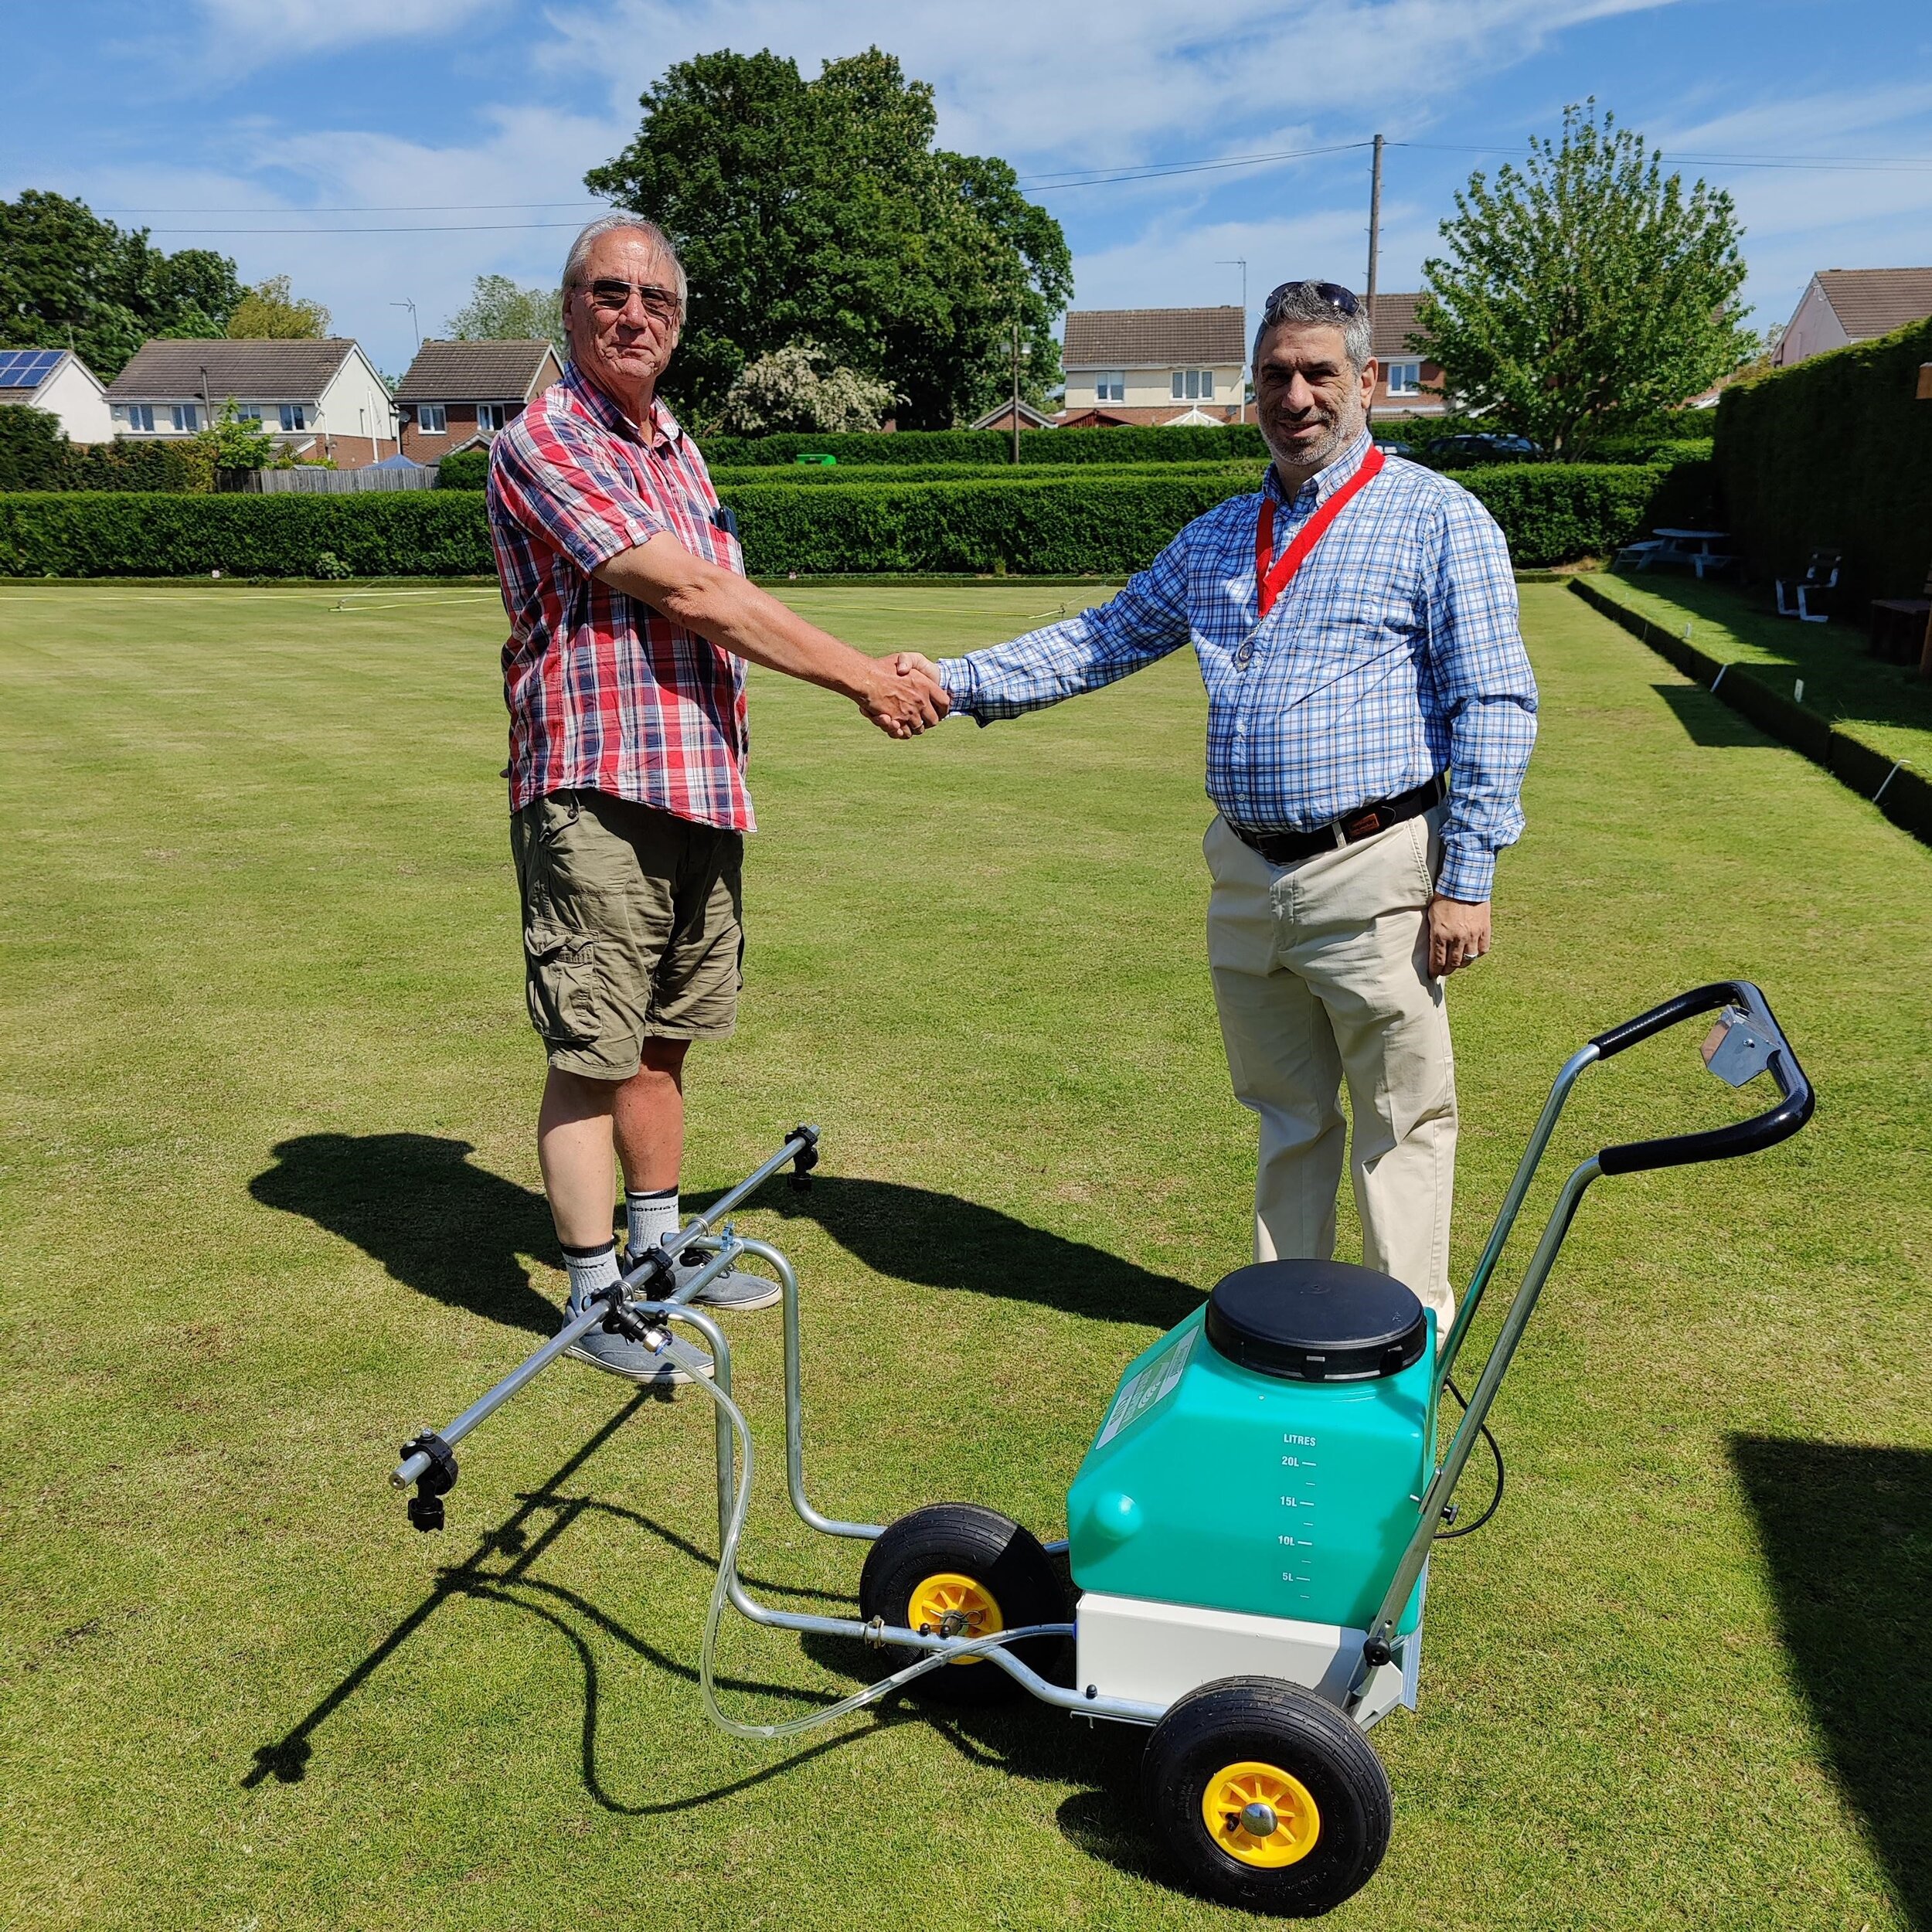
[510, 788, 744, 1080]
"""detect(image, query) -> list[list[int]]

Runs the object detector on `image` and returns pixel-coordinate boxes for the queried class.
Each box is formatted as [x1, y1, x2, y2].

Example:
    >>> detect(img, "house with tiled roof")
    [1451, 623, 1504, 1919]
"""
[1366, 293, 1449, 418]
[0, 348, 114, 442]
[1774, 268, 1932, 369]
[103, 338, 398, 464]
[1056, 307, 1247, 426]
[394, 339, 565, 461]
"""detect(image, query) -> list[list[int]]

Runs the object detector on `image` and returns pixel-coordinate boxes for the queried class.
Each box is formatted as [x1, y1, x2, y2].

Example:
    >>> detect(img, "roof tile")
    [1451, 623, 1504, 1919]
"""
[395, 339, 565, 402]
[104, 338, 359, 402]
[1062, 307, 1246, 367]
[1814, 268, 1932, 342]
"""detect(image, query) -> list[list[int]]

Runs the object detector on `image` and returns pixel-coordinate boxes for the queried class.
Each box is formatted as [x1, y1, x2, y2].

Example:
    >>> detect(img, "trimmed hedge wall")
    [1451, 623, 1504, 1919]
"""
[0, 459, 1711, 578]
[711, 459, 1264, 489]
[1570, 575, 1931, 845]
[1715, 314, 1932, 606]
[0, 492, 492, 577]
[703, 423, 1273, 467]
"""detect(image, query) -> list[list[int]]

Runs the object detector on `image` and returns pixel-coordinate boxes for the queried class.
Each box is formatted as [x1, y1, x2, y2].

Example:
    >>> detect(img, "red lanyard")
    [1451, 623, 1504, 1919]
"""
[1253, 445, 1385, 619]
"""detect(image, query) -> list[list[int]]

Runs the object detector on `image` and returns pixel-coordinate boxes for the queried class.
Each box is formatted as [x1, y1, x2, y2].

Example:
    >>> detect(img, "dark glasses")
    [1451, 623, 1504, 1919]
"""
[1261, 281, 1359, 317]
[585, 278, 682, 323]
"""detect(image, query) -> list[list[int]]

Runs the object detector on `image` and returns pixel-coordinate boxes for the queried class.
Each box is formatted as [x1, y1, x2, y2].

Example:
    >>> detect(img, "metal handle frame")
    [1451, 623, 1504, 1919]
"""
[1350, 981, 1811, 1705]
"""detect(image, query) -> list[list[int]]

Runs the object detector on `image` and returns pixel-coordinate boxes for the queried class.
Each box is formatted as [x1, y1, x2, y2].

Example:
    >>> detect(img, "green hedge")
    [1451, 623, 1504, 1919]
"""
[434, 447, 492, 489]
[710, 459, 1264, 489]
[702, 423, 1274, 467]
[1714, 314, 1932, 605]
[0, 492, 492, 577]
[0, 410, 204, 492]
[1455, 460, 1713, 566]
[0, 460, 1711, 578]
[1570, 575, 1931, 845]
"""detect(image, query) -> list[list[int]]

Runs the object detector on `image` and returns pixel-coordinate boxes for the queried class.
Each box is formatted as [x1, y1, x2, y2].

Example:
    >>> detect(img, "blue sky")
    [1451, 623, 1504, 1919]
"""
[5, 0, 1932, 379]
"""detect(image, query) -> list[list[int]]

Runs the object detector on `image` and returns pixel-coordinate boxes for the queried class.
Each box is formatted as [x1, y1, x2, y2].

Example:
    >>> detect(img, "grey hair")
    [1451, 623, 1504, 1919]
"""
[562, 214, 689, 304]
[1253, 281, 1373, 372]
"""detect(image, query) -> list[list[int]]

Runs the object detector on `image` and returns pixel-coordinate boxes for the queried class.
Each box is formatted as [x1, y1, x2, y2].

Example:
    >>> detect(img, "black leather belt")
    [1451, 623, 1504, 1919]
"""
[1226, 774, 1447, 867]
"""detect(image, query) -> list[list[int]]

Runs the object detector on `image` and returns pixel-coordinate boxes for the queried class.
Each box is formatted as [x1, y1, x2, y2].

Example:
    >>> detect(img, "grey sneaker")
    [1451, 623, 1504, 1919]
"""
[562, 1298, 716, 1387]
[670, 1251, 782, 1312]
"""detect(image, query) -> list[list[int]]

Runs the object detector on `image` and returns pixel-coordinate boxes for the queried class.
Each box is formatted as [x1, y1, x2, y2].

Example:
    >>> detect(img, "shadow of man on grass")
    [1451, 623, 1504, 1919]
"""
[250, 1131, 562, 1335]
[253, 1133, 1204, 1340]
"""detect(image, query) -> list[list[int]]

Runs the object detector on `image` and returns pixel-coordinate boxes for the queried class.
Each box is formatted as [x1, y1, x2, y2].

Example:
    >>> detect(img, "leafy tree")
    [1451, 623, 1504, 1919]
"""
[194, 399, 282, 471]
[225, 274, 332, 340]
[0, 191, 243, 378]
[1412, 102, 1753, 452]
[0, 404, 73, 489]
[446, 274, 564, 355]
[717, 340, 896, 434]
[585, 47, 1072, 429]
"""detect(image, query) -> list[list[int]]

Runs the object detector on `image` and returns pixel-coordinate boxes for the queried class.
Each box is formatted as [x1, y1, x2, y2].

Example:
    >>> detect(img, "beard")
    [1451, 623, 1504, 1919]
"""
[1260, 396, 1366, 472]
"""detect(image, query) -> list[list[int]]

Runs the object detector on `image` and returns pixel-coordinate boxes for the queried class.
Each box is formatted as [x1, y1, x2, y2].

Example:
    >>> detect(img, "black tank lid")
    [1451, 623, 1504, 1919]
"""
[1205, 1260, 1427, 1383]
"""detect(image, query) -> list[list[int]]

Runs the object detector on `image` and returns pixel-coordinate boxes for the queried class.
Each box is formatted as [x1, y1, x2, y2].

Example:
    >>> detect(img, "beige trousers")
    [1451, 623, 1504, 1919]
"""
[1205, 808, 1458, 1336]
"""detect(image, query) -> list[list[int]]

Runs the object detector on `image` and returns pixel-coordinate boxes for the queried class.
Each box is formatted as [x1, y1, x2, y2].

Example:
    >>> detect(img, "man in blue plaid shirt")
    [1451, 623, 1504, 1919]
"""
[900, 281, 1537, 1336]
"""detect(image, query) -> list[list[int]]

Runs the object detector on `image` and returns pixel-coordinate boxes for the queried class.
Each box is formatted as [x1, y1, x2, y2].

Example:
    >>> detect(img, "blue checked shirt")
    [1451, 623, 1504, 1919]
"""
[938, 430, 1537, 901]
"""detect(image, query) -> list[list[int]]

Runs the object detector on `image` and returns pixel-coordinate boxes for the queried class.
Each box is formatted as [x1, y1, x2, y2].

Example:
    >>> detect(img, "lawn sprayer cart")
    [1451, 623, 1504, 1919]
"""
[393, 985, 1811, 1916]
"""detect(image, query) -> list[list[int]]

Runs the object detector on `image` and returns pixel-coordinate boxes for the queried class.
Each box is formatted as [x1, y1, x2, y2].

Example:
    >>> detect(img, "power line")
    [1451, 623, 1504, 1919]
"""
[1019, 140, 1372, 190]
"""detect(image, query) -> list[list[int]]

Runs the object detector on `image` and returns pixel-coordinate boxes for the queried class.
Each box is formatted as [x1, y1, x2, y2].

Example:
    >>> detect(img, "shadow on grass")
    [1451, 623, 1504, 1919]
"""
[250, 1132, 560, 1336]
[718, 1173, 1202, 1332]
[252, 1133, 1202, 1338]
[1652, 682, 1766, 748]
[1730, 1435, 1932, 1927]
[243, 1393, 886, 1813]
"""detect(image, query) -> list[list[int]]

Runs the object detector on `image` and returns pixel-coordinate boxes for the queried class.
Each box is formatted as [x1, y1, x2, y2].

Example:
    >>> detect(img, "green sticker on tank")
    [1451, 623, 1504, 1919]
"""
[1096, 1325, 1199, 1447]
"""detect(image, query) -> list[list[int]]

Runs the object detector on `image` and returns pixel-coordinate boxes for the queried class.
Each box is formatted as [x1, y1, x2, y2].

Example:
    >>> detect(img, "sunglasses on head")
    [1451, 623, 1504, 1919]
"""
[585, 278, 683, 323]
[1261, 280, 1359, 317]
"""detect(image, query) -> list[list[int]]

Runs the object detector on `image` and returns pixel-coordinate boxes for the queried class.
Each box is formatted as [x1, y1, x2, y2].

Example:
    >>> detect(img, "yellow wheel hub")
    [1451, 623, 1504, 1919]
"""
[1202, 1760, 1321, 1869]
[906, 1572, 1003, 1665]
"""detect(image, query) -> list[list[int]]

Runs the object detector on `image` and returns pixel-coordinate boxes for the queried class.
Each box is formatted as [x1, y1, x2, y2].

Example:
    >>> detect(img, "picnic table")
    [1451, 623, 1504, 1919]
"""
[1617, 527, 1734, 579]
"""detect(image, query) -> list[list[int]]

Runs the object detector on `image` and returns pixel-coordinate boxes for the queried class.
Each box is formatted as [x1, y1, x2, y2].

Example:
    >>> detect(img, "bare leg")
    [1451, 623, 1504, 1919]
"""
[536, 1067, 623, 1250]
[614, 1039, 689, 1196]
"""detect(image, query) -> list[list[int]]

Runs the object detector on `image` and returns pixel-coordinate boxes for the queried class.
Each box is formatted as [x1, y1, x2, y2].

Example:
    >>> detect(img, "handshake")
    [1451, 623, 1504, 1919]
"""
[856, 651, 950, 740]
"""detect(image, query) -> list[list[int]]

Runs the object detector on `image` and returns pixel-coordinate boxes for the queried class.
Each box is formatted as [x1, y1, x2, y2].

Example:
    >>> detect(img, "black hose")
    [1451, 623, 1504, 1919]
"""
[1433, 1377, 1505, 1540]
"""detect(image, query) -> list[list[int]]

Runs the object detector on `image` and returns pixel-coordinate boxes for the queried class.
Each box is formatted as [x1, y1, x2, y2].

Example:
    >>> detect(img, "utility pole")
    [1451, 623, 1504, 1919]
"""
[1217, 258, 1248, 423]
[1011, 316, 1022, 465]
[1365, 133, 1385, 326]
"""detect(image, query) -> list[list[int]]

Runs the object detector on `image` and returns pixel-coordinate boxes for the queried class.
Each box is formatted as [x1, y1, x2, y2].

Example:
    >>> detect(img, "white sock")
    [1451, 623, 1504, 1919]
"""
[563, 1239, 622, 1311]
[625, 1185, 679, 1260]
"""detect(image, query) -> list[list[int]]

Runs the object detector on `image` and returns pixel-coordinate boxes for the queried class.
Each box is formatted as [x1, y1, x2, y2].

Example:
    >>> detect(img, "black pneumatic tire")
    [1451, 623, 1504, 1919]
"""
[1142, 1676, 1393, 1917]
[857, 1502, 1068, 1706]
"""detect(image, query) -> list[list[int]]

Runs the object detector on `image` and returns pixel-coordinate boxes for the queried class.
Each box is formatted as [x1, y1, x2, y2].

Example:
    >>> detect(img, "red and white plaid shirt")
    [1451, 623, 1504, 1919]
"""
[487, 362, 753, 830]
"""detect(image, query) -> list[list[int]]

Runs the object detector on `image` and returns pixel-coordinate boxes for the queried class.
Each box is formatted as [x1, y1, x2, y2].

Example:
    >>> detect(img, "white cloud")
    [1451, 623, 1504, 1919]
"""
[538, 0, 1682, 167]
[192, 0, 505, 67]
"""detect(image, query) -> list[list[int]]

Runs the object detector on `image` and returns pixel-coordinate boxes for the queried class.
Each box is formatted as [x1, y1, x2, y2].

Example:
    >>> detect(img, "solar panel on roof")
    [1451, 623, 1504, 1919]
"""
[0, 349, 61, 388]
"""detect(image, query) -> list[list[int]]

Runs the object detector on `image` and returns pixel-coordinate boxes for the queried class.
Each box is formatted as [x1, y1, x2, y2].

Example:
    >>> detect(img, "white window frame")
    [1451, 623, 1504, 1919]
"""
[172, 403, 200, 432]
[1172, 369, 1216, 401]
[477, 403, 505, 433]
[123, 404, 155, 432]
[279, 403, 309, 431]
[235, 403, 264, 422]
[417, 403, 447, 434]
[1093, 372, 1124, 403]
[1386, 362, 1423, 397]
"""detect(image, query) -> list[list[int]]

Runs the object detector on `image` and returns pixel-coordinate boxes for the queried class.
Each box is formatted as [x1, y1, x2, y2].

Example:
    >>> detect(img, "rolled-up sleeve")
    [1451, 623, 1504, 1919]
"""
[1426, 492, 1539, 901]
[488, 414, 669, 578]
[940, 535, 1194, 722]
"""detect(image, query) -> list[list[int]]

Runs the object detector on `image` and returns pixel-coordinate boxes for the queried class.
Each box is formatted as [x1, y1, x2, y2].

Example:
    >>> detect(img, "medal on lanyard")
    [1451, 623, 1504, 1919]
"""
[1239, 446, 1386, 662]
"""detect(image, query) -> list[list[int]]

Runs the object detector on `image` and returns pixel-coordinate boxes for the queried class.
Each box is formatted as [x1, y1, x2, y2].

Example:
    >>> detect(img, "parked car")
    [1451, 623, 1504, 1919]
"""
[1427, 433, 1543, 466]
[1372, 438, 1414, 457]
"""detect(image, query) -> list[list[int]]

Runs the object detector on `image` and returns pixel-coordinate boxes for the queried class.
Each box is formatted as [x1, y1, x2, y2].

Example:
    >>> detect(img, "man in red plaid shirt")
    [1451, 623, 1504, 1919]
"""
[488, 214, 947, 1385]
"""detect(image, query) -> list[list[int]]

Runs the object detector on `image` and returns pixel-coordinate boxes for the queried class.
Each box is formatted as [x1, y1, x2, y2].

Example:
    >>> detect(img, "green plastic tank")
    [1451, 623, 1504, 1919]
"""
[1066, 1261, 1436, 1632]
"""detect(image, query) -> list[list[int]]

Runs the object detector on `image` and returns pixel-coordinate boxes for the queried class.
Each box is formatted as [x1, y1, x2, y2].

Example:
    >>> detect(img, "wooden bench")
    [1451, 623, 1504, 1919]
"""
[1869, 561, 1932, 673]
